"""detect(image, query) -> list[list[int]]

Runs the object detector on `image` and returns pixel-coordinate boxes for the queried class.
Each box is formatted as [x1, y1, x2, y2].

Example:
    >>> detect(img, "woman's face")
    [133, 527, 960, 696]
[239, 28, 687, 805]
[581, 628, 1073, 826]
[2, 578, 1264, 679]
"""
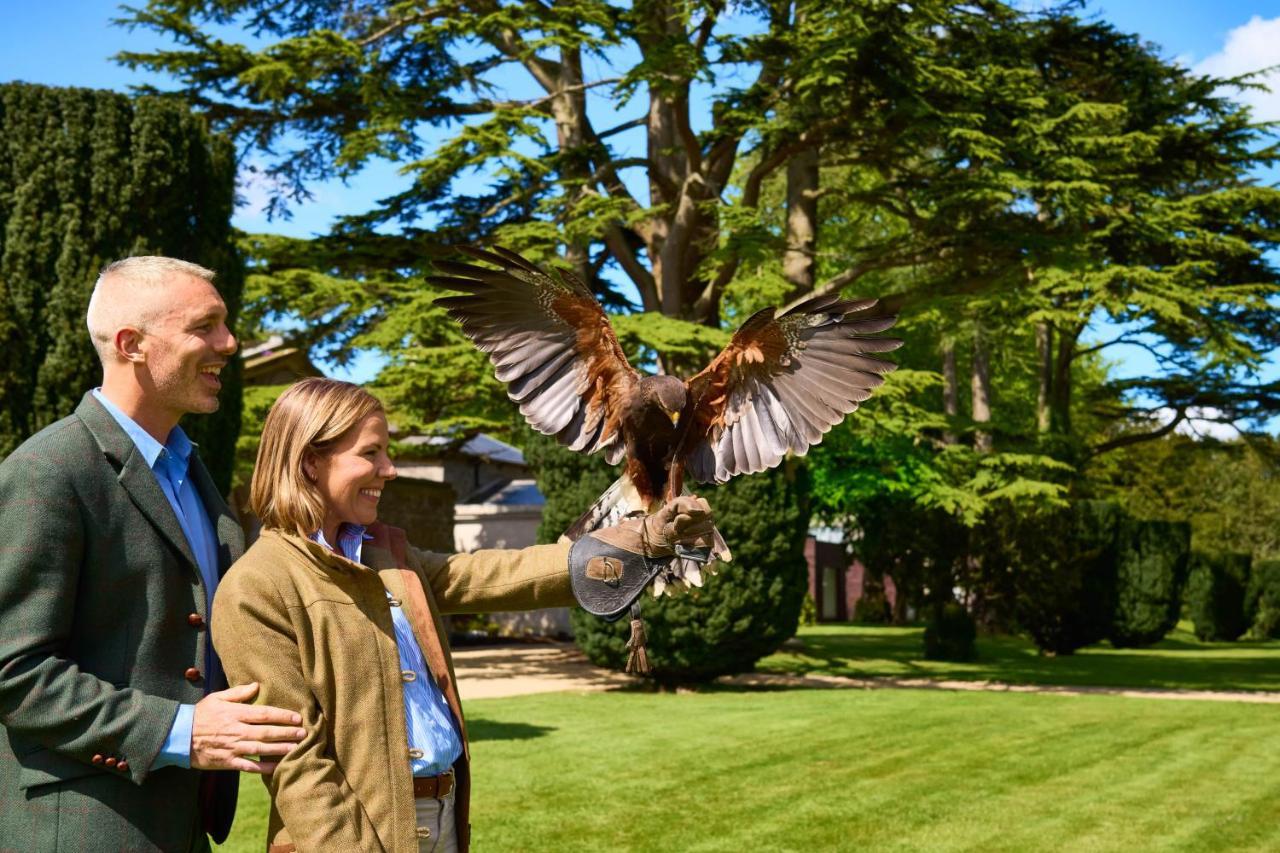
[307, 411, 397, 535]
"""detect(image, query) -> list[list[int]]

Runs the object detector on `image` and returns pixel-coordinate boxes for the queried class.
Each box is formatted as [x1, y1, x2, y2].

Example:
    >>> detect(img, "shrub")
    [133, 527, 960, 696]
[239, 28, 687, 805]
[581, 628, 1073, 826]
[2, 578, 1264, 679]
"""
[1109, 518, 1191, 648]
[923, 601, 977, 661]
[1246, 558, 1280, 640]
[852, 575, 892, 624]
[1185, 552, 1252, 642]
[798, 593, 818, 627]
[995, 500, 1123, 655]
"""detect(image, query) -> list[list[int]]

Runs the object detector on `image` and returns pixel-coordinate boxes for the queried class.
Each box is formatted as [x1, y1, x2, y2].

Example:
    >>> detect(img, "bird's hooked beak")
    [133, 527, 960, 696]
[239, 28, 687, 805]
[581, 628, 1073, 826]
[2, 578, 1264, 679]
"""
[667, 409, 680, 427]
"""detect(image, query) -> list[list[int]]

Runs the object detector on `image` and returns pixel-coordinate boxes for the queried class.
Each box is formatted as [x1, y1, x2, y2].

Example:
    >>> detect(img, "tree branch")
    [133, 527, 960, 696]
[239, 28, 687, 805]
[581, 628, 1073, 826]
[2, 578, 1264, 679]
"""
[1088, 407, 1188, 458]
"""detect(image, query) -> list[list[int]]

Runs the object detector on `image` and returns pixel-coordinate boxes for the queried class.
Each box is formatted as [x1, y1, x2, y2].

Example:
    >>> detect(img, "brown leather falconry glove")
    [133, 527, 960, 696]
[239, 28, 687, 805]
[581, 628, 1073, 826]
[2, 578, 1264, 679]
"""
[588, 496, 715, 558]
[568, 496, 716, 621]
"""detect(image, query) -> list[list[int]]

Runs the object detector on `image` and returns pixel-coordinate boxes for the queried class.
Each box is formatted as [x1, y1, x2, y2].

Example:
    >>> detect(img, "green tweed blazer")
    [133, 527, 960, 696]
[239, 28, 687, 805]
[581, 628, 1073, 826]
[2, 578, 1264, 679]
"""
[0, 392, 244, 852]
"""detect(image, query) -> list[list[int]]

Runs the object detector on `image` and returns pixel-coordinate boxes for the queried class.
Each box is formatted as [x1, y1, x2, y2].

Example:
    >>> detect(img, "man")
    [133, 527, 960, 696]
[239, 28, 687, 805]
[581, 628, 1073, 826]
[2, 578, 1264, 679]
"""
[0, 257, 307, 852]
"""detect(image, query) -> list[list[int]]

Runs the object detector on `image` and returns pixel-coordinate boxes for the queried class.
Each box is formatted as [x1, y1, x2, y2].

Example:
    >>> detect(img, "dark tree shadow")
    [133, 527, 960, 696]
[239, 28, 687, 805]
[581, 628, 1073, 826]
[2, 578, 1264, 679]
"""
[467, 719, 557, 742]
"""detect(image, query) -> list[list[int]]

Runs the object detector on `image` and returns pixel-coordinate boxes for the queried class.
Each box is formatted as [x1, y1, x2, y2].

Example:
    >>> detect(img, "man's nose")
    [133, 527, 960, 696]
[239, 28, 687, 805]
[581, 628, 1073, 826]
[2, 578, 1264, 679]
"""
[219, 326, 238, 356]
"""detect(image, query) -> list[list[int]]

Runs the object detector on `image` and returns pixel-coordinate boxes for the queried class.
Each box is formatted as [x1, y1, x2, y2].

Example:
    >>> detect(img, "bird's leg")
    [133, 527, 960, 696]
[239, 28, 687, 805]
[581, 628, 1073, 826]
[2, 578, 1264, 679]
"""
[665, 461, 684, 502]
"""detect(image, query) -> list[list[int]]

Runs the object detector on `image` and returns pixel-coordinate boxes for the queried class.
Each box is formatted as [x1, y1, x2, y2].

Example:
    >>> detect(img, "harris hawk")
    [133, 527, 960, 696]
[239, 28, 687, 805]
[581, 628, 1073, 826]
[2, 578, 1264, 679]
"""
[431, 245, 901, 593]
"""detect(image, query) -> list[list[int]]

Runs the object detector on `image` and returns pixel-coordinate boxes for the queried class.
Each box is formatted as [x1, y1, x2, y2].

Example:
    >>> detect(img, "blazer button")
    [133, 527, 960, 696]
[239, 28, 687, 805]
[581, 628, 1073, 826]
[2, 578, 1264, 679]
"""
[91, 754, 105, 765]
[187, 613, 206, 629]
[184, 667, 202, 683]
[401, 670, 417, 683]
[117, 760, 129, 772]
[104, 757, 117, 768]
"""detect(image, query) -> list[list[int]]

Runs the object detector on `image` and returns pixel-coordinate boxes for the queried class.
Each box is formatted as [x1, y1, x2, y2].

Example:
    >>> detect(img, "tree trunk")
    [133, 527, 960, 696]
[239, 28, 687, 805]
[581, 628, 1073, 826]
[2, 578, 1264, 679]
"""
[972, 326, 993, 452]
[942, 341, 958, 445]
[1036, 321, 1052, 433]
[1049, 322, 1079, 435]
[783, 146, 819, 296]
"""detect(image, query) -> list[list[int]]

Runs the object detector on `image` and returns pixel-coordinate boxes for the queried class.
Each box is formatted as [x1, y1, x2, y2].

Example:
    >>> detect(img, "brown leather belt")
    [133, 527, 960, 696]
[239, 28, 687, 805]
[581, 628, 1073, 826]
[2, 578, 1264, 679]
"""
[413, 770, 455, 800]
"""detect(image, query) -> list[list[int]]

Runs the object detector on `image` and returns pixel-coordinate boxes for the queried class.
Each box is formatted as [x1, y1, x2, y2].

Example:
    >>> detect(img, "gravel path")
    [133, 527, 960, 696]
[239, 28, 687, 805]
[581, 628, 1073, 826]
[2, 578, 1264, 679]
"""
[452, 641, 1280, 704]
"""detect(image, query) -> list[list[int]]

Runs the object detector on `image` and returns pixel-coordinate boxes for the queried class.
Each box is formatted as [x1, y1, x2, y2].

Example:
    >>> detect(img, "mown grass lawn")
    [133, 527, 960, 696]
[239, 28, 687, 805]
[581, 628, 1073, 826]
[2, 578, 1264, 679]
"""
[218, 685, 1280, 852]
[757, 623, 1280, 693]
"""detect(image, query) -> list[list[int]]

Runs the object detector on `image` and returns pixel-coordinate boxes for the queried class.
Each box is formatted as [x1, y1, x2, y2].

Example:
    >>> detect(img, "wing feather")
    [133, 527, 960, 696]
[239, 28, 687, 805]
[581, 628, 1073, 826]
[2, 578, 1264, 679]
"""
[431, 246, 639, 455]
[682, 298, 901, 483]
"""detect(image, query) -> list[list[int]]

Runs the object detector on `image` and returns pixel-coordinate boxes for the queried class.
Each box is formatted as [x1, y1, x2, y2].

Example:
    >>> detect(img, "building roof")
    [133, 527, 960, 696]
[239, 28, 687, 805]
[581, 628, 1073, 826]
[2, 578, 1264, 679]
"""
[460, 478, 545, 507]
[398, 432, 526, 466]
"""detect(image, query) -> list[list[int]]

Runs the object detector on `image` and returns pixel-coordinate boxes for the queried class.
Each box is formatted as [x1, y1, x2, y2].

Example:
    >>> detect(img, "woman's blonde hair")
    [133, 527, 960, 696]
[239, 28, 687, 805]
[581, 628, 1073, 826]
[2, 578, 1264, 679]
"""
[251, 377, 385, 537]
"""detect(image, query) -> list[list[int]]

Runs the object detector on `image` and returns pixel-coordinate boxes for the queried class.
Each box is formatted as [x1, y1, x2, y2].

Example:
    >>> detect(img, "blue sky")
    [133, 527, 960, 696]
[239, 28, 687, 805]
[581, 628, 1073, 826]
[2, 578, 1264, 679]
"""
[3, 1, 1279, 431]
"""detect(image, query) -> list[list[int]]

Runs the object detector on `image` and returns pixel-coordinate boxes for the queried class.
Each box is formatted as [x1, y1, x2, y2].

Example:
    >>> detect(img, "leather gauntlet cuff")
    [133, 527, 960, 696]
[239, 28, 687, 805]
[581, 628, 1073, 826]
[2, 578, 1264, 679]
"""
[569, 534, 670, 621]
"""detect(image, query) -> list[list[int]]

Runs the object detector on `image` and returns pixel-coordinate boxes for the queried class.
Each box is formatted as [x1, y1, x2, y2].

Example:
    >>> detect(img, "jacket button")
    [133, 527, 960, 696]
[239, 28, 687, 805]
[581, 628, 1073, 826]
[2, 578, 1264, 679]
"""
[184, 667, 202, 683]
[91, 754, 105, 765]
[187, 613, 206, 629]
[117, 760, 129, 772]
[401, 670, 417, 683]
[408, 748, 424, 759]
[104, 757, 117, 768]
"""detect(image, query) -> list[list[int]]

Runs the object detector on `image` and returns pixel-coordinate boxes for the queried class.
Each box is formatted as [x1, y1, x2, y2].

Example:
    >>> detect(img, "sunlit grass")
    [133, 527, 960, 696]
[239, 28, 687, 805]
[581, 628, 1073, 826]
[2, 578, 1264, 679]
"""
[756, 622, 1280, 693]
[219, 687, 1280, 852]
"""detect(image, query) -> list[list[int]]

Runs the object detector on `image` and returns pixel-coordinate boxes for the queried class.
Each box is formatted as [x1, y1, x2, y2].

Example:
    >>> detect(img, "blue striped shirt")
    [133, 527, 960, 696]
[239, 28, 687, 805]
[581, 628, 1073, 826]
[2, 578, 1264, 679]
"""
[313, 525, 463, 777]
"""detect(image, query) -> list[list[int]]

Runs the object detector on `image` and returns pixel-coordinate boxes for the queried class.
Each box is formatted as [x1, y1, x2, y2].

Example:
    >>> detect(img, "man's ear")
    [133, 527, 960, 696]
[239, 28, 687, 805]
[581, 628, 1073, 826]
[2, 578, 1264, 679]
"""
[114, 327, 146, 364]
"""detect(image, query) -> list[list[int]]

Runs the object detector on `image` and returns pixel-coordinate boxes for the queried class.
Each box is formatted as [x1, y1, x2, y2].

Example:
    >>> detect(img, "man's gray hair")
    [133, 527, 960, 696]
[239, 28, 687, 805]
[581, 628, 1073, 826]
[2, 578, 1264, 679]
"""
[85, 256, 217, 364]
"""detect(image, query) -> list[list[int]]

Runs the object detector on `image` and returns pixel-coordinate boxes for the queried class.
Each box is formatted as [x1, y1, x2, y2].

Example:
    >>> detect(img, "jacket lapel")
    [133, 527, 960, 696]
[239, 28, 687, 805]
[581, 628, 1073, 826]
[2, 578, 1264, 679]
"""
[189, 452, 245, 573]
[76, 393, 200, 573]
[368, 524, 470, 753]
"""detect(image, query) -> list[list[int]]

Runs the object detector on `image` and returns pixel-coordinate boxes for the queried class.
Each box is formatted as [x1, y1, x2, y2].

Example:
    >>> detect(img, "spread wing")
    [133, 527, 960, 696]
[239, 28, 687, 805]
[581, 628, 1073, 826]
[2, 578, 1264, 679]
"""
[431, 246, 639, 464]
[682, 294, 901, 483]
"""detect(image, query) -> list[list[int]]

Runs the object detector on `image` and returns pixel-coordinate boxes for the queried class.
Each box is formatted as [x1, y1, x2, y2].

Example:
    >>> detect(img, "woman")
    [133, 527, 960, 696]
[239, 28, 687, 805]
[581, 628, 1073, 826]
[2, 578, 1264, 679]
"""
[213, 378, 712, 852]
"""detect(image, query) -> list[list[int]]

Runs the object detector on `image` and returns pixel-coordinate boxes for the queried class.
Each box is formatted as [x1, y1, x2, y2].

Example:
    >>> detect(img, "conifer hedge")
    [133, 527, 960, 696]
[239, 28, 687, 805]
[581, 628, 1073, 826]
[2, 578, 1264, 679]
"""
[1108, 519, 1192, 648]
[1246, 559, 1280, 640]
[1186, 552, 1252, 642]
[0, 84, 243, 490]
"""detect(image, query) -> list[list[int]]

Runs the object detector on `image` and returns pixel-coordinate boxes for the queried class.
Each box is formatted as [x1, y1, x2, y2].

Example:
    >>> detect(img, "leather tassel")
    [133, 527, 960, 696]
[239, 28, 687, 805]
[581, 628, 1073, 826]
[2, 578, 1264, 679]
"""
[625, 603, 650, 675]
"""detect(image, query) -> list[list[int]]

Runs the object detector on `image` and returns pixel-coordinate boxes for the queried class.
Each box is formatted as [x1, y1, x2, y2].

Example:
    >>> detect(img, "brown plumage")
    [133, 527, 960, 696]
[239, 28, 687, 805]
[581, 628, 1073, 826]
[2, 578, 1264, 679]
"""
[431, 246, 902, 509]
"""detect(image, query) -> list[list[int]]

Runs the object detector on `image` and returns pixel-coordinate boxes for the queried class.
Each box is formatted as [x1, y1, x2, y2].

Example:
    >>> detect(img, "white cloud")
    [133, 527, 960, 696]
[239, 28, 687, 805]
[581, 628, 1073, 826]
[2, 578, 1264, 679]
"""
[1194, 15, 1280, 123]
[1156, 407, 1242, 441]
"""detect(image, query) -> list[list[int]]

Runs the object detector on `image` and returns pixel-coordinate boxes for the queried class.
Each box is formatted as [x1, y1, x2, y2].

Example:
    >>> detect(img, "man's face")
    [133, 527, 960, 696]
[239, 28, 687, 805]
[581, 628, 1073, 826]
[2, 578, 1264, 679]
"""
[138, 275, 237, 419]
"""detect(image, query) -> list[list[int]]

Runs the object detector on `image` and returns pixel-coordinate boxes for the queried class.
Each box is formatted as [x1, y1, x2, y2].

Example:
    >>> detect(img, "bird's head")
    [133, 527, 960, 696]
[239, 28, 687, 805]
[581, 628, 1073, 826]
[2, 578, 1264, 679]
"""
[641, 375, 688, 428]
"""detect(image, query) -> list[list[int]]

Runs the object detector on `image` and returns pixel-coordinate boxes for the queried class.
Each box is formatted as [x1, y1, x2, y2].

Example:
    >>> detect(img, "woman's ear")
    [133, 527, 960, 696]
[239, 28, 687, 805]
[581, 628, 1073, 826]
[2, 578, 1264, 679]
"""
[302, 450, 319, 483]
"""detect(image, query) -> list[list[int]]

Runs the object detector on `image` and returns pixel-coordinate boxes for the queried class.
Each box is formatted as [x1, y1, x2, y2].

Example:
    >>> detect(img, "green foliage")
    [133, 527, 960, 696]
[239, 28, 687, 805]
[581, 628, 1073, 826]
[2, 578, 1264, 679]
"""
[992, 501, 1124, 656]
[0, 83, 244, 491]
[570, 462, 812, 686]
[1109, 519, 1192, 648]
[1245, 559, 1280, 641]
[798, 593, 818, 628]
[923, 601, 977, 662]
[1097, 435, 1280, 563]
[1186, 552, 1252, 643]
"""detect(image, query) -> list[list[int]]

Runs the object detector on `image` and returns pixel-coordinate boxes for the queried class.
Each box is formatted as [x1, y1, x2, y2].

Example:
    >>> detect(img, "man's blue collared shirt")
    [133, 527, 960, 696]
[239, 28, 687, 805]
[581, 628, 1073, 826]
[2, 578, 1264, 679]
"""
[313, 525, 463, 778]
[92, 390, 219, 770]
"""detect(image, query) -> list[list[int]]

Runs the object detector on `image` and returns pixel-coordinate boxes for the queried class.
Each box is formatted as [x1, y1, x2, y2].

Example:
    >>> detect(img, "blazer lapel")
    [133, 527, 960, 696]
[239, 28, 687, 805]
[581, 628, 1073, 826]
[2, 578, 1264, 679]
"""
[76, 393, 200, 573]
[189, 453, 245, 573]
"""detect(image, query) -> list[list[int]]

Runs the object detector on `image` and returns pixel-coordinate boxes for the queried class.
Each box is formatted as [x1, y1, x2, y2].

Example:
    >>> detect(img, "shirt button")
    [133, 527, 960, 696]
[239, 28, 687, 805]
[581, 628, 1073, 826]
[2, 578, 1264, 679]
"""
[187, 613, 206, 629]
[408, 748, 424, 759]
[184, 667, 202, 683]
[401, 670, 417, 683]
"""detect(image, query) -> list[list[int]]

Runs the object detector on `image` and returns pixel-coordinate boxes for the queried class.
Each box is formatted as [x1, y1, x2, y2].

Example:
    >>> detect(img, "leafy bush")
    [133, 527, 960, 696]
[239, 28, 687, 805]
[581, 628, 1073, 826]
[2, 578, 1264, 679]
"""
[992, 501, 1123, 655]
[1185, 552, 1252, 642]
[1246, 559, 1280, 640]
[855, 573, 896, 622]
[1109, 518, 1191, 648]
[798, 593, 818, 627]
[923, 601, 977, 661]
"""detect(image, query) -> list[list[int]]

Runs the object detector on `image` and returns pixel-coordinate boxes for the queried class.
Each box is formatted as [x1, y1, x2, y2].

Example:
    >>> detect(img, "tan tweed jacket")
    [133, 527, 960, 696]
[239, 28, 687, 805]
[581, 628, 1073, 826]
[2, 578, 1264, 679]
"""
[212, 524, 572, 852]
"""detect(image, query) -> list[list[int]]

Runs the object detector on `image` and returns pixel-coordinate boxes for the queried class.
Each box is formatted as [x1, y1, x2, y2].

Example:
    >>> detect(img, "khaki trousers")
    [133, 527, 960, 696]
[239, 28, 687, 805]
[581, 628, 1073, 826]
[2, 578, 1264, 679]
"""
[415, 789, 458, 853]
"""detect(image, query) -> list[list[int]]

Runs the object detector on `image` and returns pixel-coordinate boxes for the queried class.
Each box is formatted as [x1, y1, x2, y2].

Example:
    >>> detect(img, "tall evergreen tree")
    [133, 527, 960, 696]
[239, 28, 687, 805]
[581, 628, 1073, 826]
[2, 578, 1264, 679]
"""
[0, 84, 244, 490]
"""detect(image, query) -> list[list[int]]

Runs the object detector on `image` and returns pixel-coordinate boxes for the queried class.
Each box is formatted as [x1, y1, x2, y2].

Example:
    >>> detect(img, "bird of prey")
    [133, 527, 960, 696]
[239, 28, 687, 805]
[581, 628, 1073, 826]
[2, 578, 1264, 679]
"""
[432, 245, 901, 516]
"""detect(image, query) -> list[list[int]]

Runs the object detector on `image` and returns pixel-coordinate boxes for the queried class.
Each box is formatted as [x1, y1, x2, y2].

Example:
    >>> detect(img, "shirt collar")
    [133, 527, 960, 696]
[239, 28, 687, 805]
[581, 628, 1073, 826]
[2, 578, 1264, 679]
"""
[92, 388, 192, 470]
[310, 523, 374, 564]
